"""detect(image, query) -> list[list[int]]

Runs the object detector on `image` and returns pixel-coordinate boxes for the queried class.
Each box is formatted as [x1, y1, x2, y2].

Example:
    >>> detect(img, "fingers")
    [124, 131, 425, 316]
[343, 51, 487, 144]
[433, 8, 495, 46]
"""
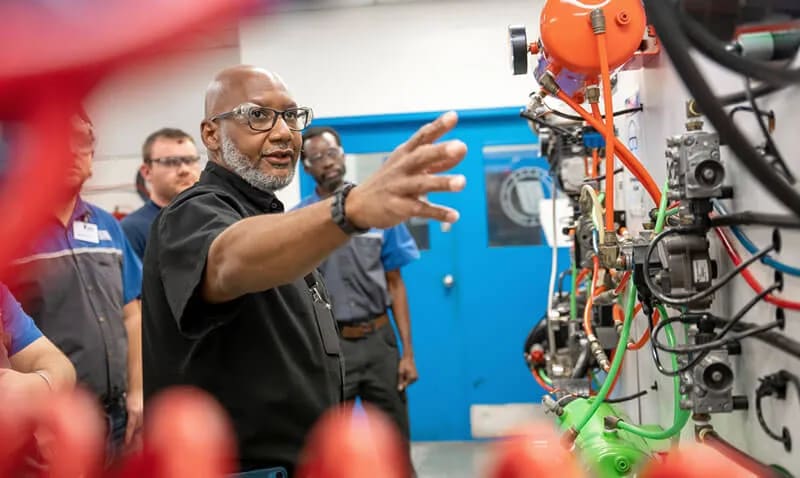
[405, 140, 467, 174]
[396, 174, 466, 197]
[388, 196, 460, 223]
[125, 418, 135, 445]
[397, 111, 459, 153]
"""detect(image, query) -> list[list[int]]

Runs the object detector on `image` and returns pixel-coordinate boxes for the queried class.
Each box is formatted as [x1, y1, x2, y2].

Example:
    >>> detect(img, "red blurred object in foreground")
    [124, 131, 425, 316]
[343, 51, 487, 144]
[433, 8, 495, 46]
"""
[487, 423, 585, 478]
[0, 388, 105, 478]
[297, 403, 411, 478]
[639, 444, 753, 478]
[117, 387, 236, 478]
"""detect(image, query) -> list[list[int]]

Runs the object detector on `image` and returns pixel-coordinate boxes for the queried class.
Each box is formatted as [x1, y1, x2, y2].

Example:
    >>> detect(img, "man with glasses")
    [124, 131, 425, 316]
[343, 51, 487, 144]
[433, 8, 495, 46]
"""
[121, 128, 201, 260]
[5, 109, 144, 461]
[141, 65, 466, 476]
[296, 126, 420, 461]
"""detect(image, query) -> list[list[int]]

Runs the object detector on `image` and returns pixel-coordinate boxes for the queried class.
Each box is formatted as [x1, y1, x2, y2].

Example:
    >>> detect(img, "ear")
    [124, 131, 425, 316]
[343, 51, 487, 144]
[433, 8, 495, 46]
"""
[201, 119, 220, 152]
[302, 159, 311, 171]
[139, 162, 151, 181]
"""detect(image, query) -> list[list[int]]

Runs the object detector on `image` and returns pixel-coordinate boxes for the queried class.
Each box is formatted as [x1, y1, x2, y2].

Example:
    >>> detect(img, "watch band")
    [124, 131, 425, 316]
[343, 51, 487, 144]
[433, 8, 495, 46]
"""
[331, 183, 369, 235]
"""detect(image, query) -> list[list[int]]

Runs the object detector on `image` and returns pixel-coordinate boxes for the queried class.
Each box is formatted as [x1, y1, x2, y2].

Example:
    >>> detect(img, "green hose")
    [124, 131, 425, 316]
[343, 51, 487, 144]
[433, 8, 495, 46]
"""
[539, 368, 553, 386]
[615, 303, 690, 440]
[574, 279, 636, 434]
[614, 181, 690, 441]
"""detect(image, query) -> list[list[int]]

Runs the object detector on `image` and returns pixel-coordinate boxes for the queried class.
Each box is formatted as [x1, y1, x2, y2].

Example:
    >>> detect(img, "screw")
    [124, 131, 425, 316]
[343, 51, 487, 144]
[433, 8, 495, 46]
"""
[702, 168, 716, 182]
[685, 137, 695, 146]
[711, 371, 723, 382]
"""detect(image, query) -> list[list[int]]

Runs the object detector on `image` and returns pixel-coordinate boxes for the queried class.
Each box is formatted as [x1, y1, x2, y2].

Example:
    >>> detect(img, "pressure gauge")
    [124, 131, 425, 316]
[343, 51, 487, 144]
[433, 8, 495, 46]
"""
[508, 24, 529, 75]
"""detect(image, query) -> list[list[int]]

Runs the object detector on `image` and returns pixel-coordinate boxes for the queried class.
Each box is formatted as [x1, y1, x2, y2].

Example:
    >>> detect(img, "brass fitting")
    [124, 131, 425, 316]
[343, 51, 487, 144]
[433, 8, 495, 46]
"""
[538, 71, 561, 96]
[585, 85, 601, 104]
[590, 9, 607, 35]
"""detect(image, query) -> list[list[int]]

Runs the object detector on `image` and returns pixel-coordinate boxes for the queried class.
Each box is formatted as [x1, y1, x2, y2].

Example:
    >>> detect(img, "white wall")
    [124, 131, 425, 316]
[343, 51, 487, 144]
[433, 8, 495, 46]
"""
[238, 0, 542, 206]
[84, 46, 241, 213]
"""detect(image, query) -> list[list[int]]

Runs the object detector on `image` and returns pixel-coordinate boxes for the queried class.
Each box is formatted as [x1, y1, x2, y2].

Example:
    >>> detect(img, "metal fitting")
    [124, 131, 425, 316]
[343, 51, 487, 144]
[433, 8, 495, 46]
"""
[585, 85, 601, 104]
[590, 340, 611, 371]
[542, 395, 565, 416]
[590, 9, 607, 35]
[538, 71, 561, 96]
[561, 427, 579, 449]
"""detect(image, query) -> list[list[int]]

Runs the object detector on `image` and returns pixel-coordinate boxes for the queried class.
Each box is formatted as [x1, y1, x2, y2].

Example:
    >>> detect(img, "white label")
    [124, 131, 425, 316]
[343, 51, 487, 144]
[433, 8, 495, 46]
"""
[693, 259, 710, 283]
[73, 221, 99, 244]
[98, 230, 112, 241]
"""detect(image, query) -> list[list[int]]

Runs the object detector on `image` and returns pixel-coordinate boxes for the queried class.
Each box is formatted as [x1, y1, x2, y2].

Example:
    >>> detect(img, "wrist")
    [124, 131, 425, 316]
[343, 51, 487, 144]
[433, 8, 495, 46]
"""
[342, 186, 369, 231]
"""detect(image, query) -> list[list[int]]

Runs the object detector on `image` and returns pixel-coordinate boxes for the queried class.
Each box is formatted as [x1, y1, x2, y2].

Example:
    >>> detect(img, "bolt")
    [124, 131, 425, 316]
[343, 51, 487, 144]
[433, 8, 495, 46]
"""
[702, 168, 716, 182]
[711, 150, 720, 160]
[684, 136, 696, 146]
[711, 371, 723, 382]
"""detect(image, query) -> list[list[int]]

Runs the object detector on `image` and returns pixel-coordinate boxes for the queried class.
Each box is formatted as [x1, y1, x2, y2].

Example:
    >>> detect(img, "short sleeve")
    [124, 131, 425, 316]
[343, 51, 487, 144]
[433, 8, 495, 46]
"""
[121, 216, 147, 260]
[380, 223, 420, 272]
[157, 191, 243, 337]
[1, 283, 43, 356]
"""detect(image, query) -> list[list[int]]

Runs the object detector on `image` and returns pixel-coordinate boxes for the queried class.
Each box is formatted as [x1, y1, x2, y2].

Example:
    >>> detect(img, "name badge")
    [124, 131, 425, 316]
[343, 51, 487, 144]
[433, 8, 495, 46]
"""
[73, 221, 99, 244]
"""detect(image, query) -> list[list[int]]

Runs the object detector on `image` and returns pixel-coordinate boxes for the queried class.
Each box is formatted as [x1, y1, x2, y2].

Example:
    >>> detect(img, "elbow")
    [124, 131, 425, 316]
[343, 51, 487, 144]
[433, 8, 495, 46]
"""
[62, 358, 77, 391]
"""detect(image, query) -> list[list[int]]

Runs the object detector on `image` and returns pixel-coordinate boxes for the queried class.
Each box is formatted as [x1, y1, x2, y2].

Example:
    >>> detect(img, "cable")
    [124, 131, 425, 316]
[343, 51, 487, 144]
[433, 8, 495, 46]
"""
[546, 187, 559, 325]
[582, 167, 624, 185]
[678, 11, 800, 86]
[654, 314, 783, 355]
[642, 227, 775, 306]
[745, 77, 795, 184]
[605, 390, 648, 404]
[532, 368, 555, 393]
[719, 83, 781, 106]
[725, 320, 800, 360]
[556, 90, 662, 207]
[713, 200, 800, 277]
[710, 212, 800, 228]
[543, 102, 644, 122]
[644, 0, 800, 219]
[728, 105, 776, 123]
[700, 430, 779, 477]
[713, 227, 800, 311]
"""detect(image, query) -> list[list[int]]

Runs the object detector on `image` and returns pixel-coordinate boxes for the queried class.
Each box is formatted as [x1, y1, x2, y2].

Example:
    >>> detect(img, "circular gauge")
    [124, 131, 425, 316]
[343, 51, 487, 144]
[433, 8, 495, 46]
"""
[508, 24, 529, 75]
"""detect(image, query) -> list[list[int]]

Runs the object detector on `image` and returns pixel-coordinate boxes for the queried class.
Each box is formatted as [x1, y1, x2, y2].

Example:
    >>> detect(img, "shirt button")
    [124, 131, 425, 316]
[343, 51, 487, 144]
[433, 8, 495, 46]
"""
[271, 203, 279, 210]
[87, 285, 94, 292]
[98, 316, 105, 323]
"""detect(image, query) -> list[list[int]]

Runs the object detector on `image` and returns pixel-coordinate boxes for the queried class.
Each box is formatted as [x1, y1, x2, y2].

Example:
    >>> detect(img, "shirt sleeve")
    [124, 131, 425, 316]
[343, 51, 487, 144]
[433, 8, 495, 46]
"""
[381, 223, 420, 272]
[108, 218, 143, 304]
[120, 216, 146, 261]
[156, 191, 243, 337]
[1, 283, 43, 356]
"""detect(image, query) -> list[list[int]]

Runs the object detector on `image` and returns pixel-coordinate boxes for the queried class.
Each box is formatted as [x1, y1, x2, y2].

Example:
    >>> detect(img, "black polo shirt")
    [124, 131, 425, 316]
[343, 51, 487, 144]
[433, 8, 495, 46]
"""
[141, 162, 344, 471]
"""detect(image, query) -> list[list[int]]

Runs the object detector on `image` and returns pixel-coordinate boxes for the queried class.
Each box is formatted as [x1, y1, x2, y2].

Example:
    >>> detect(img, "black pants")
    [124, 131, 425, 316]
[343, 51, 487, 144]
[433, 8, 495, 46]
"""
[340, 323, 410, 442]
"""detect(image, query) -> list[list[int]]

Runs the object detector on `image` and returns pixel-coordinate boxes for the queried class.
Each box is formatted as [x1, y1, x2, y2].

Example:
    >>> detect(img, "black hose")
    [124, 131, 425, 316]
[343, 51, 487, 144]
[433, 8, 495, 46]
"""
[524, 317, 548, 355]
[545, 105, 644, 122]
[745, 77, 796, 184]
[520, 110, 574, 136]
[605, 390, 647, 404]
[571, 342, 591, 379]
[720, 83, 782, 106]
[701, 430, 780, 477]
[644, 0, 800, 218]
[716, 320, 800, 360]
[710, 212, 800, 229]
[679, 11, 800, 86]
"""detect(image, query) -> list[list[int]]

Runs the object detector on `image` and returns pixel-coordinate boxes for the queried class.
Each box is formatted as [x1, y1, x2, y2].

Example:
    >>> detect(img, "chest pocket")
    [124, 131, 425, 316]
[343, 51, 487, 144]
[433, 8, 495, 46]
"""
[305, 272, 341, 356]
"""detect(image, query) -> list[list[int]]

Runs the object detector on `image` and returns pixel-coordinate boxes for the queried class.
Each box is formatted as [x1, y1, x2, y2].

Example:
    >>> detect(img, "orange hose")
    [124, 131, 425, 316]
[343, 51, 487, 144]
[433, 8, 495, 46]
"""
[582, 256, 602, 339]
[597, 31, 616, 233]
[614, 271, 631, 296]
[556, 90, 662, 206]
[591, 148, 600, 178]
[532, 368, 555, 393]
[628, 307, 660, 351]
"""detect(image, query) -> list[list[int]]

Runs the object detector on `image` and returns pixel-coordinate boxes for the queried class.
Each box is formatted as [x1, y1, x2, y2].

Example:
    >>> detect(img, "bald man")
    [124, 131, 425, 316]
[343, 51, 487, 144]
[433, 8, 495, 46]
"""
[141, 65, 466, 475]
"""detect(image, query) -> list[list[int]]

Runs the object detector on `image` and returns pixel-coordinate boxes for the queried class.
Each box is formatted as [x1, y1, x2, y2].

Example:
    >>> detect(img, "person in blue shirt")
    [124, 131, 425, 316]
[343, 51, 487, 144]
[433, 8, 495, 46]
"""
[0, 283, 76, 399]
[121, 128, 201, 260]
[4, 110, 144, 459]
[297, 126, 421, 458]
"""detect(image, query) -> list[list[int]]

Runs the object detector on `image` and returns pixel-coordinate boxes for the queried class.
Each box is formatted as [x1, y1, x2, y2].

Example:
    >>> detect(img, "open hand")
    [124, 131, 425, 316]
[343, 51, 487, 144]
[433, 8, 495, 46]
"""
[346, 111, 467, 230]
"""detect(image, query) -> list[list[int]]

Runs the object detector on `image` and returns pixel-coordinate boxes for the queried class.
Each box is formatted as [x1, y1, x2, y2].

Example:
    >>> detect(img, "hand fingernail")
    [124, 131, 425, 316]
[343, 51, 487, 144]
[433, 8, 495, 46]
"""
[450, 175, 466, 190]
[446, 141, 466, 155]
[442, 111, 458, 124]
[446, 210, 461, 223]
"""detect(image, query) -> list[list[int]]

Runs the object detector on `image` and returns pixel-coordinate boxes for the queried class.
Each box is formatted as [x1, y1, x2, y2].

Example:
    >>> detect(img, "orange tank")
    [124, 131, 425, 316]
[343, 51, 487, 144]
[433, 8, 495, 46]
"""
[539, 0, 647, 76]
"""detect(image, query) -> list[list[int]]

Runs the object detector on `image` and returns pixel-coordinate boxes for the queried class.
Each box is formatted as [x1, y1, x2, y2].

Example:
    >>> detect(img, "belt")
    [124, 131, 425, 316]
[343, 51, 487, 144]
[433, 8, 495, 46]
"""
[338, 313, 389, 339]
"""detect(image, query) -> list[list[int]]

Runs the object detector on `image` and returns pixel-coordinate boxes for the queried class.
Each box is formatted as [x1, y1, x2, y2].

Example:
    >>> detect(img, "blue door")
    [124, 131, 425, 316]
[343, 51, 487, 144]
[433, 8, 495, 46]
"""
[299, 107, 569, 441]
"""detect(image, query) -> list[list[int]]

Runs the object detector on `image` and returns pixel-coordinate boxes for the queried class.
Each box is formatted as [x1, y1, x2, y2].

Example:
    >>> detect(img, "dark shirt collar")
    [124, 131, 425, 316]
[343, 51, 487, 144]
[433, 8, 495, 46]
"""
[203, 161, 285, 213]
[146, 199, 162, 212]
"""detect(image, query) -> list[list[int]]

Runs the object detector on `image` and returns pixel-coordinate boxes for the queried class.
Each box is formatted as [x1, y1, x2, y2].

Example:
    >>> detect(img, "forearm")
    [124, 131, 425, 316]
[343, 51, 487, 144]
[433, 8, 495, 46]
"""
[29, 355, 75, 393]
[124, 304, 143, 395]
[388, 278, 413, 356]
[204, 199, 349, 303]
[9, 337, 76, 392]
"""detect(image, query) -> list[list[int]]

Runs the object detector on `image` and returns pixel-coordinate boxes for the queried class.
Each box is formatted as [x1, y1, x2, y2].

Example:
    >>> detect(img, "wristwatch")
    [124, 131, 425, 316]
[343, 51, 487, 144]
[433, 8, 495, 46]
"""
[331, 183, 369, 235]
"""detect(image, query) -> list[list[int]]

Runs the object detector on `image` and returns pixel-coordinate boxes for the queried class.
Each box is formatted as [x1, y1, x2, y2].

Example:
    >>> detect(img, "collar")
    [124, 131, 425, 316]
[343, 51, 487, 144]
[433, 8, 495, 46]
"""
[203, 161, 285, 213]
[71, 196, 92, 223]
[146, 199, 162, 211]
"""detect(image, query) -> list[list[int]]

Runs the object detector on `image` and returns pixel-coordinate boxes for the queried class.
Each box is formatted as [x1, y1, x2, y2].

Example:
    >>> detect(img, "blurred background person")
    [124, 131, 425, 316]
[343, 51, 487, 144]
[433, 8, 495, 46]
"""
[121, 128, 201, 261]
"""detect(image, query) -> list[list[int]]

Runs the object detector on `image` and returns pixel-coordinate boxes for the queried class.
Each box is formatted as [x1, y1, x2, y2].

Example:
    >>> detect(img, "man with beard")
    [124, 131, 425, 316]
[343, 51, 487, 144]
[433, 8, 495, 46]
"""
[296, 127, 420, 458]
[121, 128, 201, 260]
[141, 65, 466, 476]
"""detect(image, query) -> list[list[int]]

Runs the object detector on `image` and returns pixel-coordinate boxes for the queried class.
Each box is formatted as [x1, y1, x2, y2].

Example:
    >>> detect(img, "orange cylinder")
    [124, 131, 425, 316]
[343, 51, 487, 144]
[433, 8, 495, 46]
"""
[539, 0, 646, 76]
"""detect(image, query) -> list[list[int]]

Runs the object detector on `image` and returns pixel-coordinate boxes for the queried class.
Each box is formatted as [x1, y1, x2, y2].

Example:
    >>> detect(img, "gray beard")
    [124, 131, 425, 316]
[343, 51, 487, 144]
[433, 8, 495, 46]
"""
[220, 134, 295, 193]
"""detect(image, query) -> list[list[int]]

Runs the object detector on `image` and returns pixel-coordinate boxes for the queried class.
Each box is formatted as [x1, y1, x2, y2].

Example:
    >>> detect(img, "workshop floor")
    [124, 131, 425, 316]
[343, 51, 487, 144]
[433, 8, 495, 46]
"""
[411, 442, 492, 478]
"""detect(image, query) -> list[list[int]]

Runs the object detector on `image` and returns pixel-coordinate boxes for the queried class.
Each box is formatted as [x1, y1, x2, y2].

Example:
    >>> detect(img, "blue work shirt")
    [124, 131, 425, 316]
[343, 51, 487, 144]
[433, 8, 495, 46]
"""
[1, 283, 43, 358]
[5, 197, 142, 400]
[121, 200, 162, 260]
[295, 190, 420, 322]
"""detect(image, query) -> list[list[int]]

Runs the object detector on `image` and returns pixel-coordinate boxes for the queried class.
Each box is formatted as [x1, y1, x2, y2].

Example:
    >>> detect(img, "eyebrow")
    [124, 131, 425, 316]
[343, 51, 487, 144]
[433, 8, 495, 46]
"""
[248, 98, 299, 110]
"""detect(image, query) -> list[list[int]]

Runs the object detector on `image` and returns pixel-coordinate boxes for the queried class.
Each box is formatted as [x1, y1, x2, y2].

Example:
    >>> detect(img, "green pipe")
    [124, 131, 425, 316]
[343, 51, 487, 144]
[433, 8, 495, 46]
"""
[574, 279, 636, 434]
[539, 368, 553, 386]
[654, 181, 670, 233]
[615, 304, 690, 440]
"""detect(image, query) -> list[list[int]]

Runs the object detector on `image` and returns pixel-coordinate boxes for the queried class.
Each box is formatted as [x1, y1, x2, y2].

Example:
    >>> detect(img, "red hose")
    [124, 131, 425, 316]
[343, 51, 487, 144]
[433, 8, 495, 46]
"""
[556, 90, 662, 206]
[714, 227, 800, 311]
[532, 368, 555, 393]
